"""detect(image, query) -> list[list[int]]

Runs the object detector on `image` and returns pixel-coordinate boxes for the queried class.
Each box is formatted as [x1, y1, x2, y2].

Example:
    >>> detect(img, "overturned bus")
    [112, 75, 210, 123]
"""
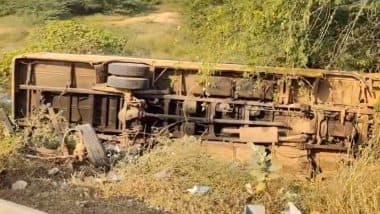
[11, 53, 380, 171]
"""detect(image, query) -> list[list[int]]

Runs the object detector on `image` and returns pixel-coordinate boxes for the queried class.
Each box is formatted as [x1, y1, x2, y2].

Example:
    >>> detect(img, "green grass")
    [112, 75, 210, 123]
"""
[0, 15, 42, 52]
[75, 12, 196, 60]
[0, 10, 195, 60]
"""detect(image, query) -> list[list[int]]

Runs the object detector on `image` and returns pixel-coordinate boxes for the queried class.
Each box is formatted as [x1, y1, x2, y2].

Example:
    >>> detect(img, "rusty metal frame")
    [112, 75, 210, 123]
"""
[11, 53, 380, 156]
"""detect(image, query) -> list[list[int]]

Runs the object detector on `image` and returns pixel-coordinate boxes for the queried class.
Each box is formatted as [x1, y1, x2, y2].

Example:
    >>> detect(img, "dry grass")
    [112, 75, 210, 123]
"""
[1, 5, 380, 213]
[3, 109, 380, 214]
[0, 124, 22, 172]
[98, 136, 254, 213]
[298, 133, 380, 214]
[93, 132, 380, 214]
[0, 15, 41, 51]
[23, 107, 69, 150]
[76, 12, 196, 60]
[83, 137, 305, 213]
[0, 5, 196, 69]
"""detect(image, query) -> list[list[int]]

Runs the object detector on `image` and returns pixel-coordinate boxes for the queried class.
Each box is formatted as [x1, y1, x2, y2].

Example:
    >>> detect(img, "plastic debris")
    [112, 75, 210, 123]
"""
[107, 171, 124, 183]
[244, 204, 266, 214]
[245, 183, 253, 194]
[187, 185, 210, 195]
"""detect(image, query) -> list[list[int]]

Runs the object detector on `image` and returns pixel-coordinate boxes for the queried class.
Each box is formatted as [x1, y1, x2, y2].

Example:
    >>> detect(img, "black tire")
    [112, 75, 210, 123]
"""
[107, 75, 149, 90]
[108, 63, 149, 77]
[76, 124, 107, 167]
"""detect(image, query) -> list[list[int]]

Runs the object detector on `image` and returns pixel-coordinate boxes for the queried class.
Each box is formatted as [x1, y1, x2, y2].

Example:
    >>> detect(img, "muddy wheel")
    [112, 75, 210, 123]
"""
[108, 63, 149, 77]
[107, 75, 149, 90]
[76, 124, 107, 167]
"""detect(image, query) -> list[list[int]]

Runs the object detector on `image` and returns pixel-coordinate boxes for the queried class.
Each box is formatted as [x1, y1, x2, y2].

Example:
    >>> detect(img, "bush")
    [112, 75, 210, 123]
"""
[0, 20, 129, 78]
[182, 0, 380, 71]
[0, 0, 159, 19]
[27, 20, 129, 54]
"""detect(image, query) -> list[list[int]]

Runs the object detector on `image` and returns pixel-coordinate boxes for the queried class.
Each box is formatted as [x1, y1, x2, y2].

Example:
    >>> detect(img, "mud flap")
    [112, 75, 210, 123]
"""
[76, 124, 107, 167]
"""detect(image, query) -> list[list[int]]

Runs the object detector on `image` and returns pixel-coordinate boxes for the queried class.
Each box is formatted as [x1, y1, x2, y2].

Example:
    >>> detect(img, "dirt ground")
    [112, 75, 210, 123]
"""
[0, 142, 344, 213]
[0, 160, 164, 214]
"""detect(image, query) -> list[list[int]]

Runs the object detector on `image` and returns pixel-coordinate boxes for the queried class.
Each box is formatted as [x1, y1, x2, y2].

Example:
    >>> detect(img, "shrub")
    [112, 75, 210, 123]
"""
[181, 0, 380, 71]
[27, 20, 129, 54]
[0, 0, 159, 19]
[0, 124, 21, 172]
[0, 20, 129, 78]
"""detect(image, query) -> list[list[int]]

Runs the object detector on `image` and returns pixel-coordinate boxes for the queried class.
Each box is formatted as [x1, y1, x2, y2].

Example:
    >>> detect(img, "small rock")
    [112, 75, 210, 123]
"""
[48, 167, 60, 175]
[187, 185, 210, 195]
[12, 180, 28, 190]
[154, 169, 172, 180]
[244, 204, 266, 214]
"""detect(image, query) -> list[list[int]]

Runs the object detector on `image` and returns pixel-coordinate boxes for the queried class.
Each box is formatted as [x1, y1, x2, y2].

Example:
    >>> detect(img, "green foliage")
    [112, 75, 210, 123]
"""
[0, 49, 25, 83]
[182, 0, 379, 71]
[0, 124, 21, 172]
[0, 21, 129, 78]
[27, 20, 129, 54]
[0, 0, 159, 19]
[0, 135, 19, 171]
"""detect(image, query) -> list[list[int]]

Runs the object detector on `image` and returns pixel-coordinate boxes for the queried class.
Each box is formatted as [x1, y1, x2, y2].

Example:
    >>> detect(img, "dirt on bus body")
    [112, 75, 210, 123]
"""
[10, 52, 380, 173]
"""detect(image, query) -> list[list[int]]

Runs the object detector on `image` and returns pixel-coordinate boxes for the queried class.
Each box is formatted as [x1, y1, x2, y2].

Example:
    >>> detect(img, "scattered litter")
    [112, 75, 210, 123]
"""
[80, 189, 90, 198]
[75, 200, 89, 208]
[187, 185, 210, 195]
[60, 181, 69, 190]
[244, 204, 266, 214]
[245, 183, 253, 194]
[48, 167, 60, 175]
[282, 202, 302, 214]
[11, 180, 28, 190]
[105, 144, 122, 162]
[0, 95, 12, 109]
[107, 171, 124, 183]
[154, 169, 172, 180]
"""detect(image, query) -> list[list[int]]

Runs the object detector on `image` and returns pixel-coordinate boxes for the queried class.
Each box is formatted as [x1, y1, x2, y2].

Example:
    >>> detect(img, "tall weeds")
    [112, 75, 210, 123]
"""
[99, 137, 253, 213]
[300, 119, 380, 213]
[0, 124, 21, 172]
